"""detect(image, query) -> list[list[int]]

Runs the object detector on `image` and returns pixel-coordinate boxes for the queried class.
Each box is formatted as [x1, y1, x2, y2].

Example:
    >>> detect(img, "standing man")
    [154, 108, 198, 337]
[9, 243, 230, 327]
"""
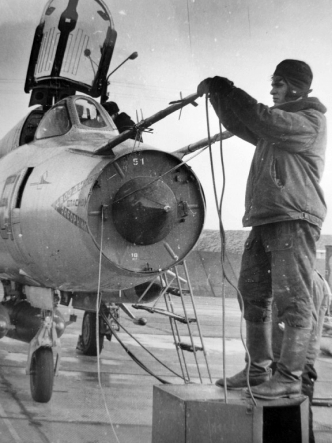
[197, 59, 327, 399]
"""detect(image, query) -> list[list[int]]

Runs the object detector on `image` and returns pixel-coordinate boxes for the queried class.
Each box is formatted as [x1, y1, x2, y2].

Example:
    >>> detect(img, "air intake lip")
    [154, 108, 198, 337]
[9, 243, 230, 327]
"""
[87, 149, 205, 273]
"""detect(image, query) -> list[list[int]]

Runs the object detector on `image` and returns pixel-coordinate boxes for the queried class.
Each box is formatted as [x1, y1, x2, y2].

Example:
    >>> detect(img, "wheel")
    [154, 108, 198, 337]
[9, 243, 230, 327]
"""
[30, 347, 54, 403]
[80, 311, 104, 356]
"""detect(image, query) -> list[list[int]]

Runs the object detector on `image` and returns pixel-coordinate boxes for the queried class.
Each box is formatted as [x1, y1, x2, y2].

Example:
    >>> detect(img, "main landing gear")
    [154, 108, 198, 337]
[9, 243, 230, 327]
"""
[77, 305, 117, 356]
[76, 303, 147, 356]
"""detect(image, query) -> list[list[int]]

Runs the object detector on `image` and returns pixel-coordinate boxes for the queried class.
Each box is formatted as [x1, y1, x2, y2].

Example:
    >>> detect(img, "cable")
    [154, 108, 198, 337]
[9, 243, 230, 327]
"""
[96, 206, 121, 443]
[107, 308, 184, 379]
[204, 95, 227, 402]
[100, 307, 183, 383]
[204, 93, 257, 406]
[218, 120, 229, 403]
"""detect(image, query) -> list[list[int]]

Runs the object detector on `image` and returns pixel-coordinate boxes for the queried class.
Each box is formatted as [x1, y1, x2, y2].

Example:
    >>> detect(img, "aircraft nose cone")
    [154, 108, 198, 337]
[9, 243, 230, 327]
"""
[112, 177, 177, 245]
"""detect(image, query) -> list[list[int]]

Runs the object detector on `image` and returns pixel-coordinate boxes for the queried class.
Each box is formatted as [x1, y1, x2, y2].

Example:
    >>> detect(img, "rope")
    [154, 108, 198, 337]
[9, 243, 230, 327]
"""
[205, 94, 257, 406]
[100, 308, 176, 384]
[96, 206, 121, 443]
[205, 95, 227, 403]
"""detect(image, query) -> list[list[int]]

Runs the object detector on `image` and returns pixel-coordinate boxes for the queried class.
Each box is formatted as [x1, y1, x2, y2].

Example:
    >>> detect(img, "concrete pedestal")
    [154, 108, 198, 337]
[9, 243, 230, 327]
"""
[152, 384, 309, 443]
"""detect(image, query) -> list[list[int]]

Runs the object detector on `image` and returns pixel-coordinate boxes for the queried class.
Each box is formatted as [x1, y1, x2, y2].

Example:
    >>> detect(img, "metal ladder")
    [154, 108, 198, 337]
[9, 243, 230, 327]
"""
[133, 260, 213, 384]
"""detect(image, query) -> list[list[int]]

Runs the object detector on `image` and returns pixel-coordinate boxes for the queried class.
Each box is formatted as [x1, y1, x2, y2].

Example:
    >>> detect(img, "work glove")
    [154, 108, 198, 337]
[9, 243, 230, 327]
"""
[197, 78, 213, 97]
[197, 76, 234, 97]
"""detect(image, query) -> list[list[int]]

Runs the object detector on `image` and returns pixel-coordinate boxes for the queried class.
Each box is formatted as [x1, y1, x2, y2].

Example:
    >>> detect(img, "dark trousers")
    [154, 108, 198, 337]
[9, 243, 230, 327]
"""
[238, 220, 320, 328]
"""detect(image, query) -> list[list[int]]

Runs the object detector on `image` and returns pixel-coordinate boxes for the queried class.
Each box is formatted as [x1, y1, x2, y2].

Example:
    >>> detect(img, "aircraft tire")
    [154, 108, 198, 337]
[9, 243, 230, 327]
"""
[30, 347, 54, 403]
[80, 311, 104, 356]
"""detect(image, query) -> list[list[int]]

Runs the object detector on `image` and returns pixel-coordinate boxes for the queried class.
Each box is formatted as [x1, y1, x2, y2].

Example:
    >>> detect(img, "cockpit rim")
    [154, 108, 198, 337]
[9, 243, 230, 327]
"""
[34, 95, 118, 142]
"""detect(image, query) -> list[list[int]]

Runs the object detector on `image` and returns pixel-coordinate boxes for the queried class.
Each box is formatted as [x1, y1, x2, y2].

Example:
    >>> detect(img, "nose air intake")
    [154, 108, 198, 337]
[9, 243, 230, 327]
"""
[87, 150, 205, 274]
[112, 177, 177, 245]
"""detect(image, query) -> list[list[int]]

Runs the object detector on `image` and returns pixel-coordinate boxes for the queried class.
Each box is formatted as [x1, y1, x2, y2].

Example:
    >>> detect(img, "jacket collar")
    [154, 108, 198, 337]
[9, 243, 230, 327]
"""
[272, 97, 327, 114]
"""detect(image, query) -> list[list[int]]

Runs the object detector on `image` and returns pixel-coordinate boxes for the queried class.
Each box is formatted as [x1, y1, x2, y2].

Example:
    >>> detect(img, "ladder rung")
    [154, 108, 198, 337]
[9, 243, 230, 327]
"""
[177, 342, 203, 352]
[167, 287, 190, 296]
[165, 262, 213, 383]
[175, 317, 197, 324]
[132, 305, 196, 323]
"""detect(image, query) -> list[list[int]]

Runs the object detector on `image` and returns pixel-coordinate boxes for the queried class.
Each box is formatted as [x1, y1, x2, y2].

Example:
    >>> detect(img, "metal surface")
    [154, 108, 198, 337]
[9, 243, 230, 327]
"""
[5, 301, 65, 343]
[175, 130, 234, 158]
[94, 93, 200, 155]
[0, 96, 205, 292]
[71, 280, 164, 310]
[88, 150, 205, 276]
[0, 93, 205, 401]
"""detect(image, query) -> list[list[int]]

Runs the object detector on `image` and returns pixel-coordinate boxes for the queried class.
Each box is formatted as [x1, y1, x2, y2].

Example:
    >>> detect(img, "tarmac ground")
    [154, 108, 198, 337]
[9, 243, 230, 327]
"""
[0, 296, 331, 443]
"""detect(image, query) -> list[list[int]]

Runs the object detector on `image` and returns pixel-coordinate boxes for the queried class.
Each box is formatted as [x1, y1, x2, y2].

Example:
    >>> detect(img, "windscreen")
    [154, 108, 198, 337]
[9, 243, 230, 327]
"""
[35, 103, 71, 139]
[75, 98, 107, 129]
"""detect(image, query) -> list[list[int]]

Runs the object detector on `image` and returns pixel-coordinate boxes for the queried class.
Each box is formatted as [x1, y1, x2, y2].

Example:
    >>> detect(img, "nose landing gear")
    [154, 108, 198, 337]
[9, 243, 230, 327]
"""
[30, 347, 54, 403]
[27, 313, 62, 403]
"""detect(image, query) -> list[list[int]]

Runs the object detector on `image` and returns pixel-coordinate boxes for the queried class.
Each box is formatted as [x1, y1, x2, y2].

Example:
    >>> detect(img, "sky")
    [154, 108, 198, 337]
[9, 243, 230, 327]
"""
[0, 0, 331, 233]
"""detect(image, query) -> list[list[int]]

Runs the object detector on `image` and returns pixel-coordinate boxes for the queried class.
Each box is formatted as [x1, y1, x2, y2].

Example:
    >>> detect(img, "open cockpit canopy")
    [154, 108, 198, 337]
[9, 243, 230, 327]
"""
[25, 0, 117, 107]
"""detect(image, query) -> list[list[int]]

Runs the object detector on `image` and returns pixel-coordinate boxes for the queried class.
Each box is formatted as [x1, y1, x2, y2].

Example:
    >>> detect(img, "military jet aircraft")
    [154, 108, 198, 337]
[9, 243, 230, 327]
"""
[0, 0, 205, 402]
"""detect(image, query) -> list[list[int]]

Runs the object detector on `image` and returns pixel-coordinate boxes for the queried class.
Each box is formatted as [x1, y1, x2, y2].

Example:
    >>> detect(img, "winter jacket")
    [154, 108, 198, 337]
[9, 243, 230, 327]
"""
[210, 89, 327, 228]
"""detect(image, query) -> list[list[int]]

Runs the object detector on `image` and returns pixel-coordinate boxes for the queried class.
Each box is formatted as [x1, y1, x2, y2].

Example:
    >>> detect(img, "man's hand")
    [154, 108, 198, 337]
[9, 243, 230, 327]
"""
[210, 76, 234, 96]
[197, 78, 212, 97]
[197, 76, 234, 97]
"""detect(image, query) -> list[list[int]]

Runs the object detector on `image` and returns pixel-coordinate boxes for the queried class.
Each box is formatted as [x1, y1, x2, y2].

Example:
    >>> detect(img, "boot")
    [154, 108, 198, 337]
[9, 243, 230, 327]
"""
[216, 321, 273, 390]
[248, 324, 311, 400]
